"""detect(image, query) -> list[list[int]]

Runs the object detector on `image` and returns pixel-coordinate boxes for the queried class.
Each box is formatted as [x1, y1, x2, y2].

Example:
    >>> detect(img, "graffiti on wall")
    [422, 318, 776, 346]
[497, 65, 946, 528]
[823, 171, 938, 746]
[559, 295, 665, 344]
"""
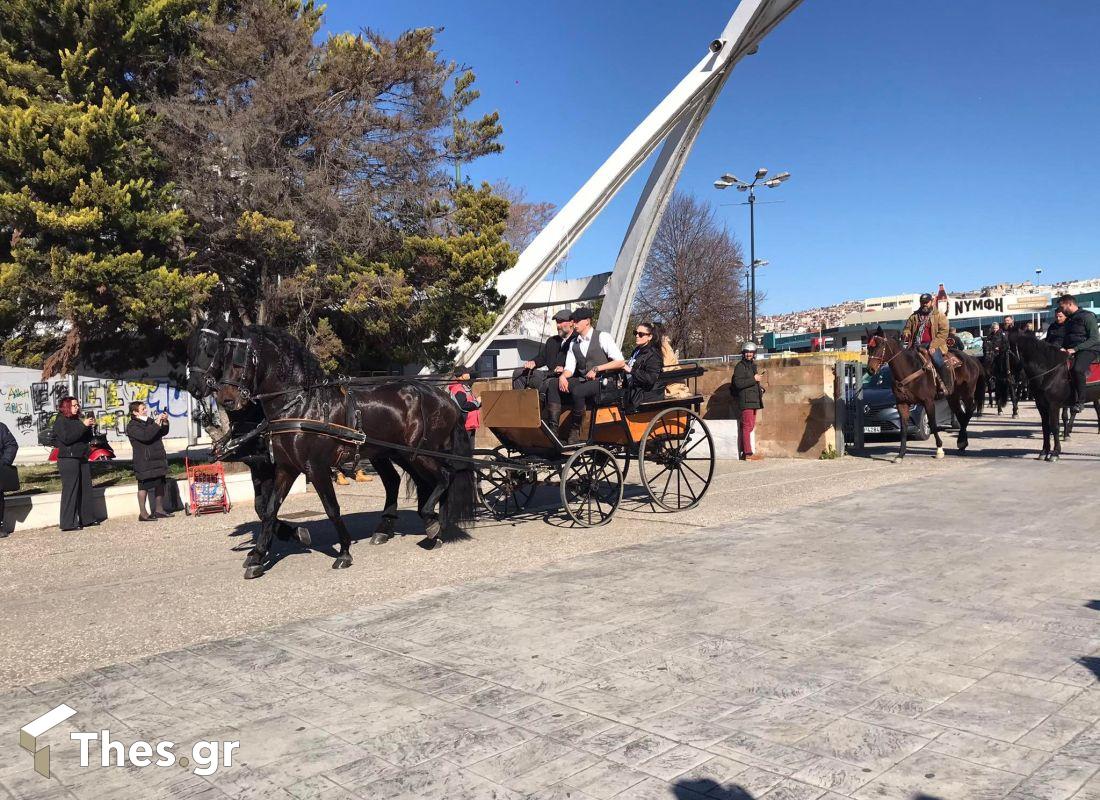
[0, 370, 191, 444]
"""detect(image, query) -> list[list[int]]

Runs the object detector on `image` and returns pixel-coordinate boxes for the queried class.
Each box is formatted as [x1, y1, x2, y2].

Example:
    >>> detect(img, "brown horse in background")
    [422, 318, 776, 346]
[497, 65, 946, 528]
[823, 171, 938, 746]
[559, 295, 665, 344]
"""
[866, 327, 986, 461]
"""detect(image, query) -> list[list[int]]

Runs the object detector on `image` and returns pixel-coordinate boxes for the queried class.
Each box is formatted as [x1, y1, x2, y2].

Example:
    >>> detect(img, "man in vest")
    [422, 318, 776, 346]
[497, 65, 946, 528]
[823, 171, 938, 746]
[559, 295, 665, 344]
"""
[1057, 294, 1100, 413]
[557, 307, 626, 444]
[902, 292, 953, 393]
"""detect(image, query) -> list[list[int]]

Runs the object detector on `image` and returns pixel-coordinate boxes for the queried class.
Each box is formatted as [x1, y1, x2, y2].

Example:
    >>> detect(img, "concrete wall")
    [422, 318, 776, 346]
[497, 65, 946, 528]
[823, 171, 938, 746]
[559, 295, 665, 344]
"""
[0, 364, 194, 448]
[472, 355, 842, 459]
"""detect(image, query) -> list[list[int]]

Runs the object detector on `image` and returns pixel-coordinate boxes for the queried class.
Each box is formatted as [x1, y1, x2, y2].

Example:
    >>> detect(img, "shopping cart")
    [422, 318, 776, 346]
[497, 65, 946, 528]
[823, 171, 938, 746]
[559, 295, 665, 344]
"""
[184, 455, 231, 515]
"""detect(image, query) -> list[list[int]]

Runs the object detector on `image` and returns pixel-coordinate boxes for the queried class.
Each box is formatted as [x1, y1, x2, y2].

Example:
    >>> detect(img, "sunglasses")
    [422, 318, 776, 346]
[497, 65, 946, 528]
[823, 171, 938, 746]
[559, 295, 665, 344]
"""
[634, 330, 651, 337]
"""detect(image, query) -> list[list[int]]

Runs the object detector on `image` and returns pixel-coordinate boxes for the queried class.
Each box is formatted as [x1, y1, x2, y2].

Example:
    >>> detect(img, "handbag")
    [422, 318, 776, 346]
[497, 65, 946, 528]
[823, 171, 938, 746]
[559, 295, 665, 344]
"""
[596, 372, 624, 406]
[0, 464, 19, 493]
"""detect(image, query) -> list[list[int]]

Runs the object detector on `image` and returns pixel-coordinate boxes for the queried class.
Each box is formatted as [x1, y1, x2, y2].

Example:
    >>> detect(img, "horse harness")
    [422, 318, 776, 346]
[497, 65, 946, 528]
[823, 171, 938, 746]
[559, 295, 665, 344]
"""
[210, 334, 476, 469]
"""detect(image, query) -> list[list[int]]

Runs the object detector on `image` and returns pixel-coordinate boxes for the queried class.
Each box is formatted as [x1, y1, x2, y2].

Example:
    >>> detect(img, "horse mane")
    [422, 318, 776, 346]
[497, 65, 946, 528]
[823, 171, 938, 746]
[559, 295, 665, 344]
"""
[250, 326, 326, 386]
[1009, 329, 1064, 369]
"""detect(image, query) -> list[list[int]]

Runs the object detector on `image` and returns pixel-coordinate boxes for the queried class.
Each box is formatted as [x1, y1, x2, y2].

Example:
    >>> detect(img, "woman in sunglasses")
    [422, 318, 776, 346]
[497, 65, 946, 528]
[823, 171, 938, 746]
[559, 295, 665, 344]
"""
[624, 322, 665, 410]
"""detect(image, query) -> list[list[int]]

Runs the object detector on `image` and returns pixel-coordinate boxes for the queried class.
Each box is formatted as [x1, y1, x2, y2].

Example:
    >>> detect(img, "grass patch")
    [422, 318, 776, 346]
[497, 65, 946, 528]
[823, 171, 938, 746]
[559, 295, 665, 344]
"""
[13, 457, 246, 496]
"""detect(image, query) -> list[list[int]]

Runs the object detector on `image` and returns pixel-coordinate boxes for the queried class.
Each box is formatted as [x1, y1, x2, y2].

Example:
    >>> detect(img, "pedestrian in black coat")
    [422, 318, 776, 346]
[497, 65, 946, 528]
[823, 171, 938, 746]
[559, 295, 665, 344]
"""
[0, 421, 18, 536]
[624, 322, 665, 409]
[125, 401, 171, 521]
[53, 396, 97, 531]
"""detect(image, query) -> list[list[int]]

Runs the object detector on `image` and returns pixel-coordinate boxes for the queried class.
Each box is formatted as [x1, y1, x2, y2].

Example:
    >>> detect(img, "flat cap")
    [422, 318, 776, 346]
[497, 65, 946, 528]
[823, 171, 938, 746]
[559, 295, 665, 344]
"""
[553, 308, 574, 322]
[572, 307, 594, 321]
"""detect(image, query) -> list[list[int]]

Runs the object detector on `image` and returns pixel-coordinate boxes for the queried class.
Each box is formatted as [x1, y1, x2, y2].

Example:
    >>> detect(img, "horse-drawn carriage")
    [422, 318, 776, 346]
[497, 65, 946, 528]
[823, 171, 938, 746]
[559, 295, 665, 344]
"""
[473, 364, 716, 526]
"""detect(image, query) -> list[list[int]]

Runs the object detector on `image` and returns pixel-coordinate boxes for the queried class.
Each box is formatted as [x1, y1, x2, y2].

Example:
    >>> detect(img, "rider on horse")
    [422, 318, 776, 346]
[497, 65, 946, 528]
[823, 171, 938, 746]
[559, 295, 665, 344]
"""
[1057, 294, 1100, 414]
[902, 292, 953, 394]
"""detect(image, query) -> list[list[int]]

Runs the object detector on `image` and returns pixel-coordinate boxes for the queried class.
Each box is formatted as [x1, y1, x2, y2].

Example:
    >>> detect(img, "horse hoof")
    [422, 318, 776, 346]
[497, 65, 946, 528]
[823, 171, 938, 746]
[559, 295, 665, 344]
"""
[369, 532, 392, 545]
[1012, 412, 1019, 418]
[332, 554, 353, 569]
[1048, 454, 1060, 463]
[423, 518, 441, 539]
[1037, 453, 1049, 461]
[934, 448, 945, 459]
[243, 565, 265, 580]
[890, 455, 902, 464]
[417, 536, 443, 551]
[243, 550, 263, 568]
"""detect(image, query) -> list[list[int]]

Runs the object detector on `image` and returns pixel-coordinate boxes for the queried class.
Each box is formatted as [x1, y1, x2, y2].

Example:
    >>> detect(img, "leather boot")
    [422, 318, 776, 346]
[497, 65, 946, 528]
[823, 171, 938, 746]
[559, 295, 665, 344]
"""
[544, 402, 561, 426]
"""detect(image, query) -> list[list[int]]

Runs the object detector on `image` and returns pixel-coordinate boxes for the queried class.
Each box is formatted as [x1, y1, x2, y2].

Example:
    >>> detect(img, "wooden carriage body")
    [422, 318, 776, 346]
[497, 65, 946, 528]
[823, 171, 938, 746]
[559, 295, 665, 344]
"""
[474, 364, 715, 526]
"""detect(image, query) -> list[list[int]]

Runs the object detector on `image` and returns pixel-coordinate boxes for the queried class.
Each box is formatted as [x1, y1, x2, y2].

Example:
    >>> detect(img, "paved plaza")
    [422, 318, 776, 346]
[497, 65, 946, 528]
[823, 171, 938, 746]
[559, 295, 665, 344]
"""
[2, 408, 1100, 799]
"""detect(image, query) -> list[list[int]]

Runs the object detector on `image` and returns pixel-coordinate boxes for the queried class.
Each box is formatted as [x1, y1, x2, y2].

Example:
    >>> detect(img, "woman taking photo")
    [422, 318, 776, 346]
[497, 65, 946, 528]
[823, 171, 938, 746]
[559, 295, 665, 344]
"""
[53, 396, 98, 531]
[126, 402, 171, 521]
[624, 322, 665, 409]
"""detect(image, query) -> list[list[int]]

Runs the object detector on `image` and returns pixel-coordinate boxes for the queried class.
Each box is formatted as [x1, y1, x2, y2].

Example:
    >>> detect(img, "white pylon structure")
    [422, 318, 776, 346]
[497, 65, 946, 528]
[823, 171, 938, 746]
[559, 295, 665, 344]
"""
[459, 0, 803, 367]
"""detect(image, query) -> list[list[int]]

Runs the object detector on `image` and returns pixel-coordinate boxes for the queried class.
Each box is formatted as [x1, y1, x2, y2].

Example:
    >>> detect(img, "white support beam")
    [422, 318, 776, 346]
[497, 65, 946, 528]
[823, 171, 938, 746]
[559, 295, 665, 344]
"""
[458, 0, 803, 367]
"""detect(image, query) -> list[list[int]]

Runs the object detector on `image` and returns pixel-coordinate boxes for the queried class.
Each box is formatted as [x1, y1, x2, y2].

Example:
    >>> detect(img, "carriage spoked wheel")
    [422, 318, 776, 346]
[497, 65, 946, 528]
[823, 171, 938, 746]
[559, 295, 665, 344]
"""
[560, 445, 623, 527]
[638, 407, 715, 511]
[476, 446, 537, 519]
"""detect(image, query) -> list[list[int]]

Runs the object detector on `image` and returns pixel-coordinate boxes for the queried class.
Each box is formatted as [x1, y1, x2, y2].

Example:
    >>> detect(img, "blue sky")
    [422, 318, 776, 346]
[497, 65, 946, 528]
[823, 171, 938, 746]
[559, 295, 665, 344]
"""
[322, 1, 1100, 315]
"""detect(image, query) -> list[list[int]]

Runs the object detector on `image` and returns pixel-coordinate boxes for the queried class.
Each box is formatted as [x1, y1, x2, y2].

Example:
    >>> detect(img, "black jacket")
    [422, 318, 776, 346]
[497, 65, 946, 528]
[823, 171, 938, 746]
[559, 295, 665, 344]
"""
[731, 358, 764, 411]
[532, 333, 576, 371]
[126, 417, 169, 480]
[625, 345, 664, 408]
[1044, 321, 1066, 349]
[1063, 308, 1100, 353]
[0, 422, 17, 466]
[53, 415, 92, 459]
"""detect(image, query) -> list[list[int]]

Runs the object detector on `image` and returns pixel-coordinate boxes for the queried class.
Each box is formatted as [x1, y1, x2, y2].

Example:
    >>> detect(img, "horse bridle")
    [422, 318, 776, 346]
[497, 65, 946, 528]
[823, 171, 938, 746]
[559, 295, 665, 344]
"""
[867, 337, 904, 373]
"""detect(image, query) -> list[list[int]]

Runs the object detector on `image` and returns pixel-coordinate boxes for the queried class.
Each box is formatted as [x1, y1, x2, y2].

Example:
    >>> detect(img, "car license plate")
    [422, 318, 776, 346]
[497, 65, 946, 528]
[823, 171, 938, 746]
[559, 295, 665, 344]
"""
[864, 425, 882, 433]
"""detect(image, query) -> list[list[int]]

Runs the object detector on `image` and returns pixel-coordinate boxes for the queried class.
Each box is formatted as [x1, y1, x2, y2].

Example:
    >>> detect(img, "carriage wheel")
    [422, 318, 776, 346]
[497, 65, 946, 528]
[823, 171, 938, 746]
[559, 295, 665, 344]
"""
[477, 451, 536, 519]
[638, 407, 715, 511]
[560, 445, 623, 527]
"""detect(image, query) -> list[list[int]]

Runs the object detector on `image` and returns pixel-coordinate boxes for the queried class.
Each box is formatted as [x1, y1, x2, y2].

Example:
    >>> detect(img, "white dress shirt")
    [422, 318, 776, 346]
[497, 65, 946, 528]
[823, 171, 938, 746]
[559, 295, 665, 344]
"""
[565, 329, 625, 374]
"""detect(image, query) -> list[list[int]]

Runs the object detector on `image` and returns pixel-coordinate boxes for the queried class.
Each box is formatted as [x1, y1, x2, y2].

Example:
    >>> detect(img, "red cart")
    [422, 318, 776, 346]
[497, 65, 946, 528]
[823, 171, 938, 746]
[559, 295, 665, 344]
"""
[184, 456, 231, 515]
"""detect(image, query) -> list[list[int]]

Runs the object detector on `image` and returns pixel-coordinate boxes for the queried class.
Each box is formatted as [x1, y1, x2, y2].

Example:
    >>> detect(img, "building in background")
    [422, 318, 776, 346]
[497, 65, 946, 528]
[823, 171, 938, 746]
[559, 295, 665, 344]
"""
[473, 272, 610, 377]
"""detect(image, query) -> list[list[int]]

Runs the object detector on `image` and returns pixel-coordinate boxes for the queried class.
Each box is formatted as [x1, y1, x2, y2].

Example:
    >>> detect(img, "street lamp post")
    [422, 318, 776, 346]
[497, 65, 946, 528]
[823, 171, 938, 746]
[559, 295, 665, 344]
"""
[715, 168, 790, 343]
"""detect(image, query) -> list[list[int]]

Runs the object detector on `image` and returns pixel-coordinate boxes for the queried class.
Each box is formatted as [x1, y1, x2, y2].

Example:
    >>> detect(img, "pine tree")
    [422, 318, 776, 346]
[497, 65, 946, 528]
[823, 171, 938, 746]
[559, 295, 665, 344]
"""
[156, 1, 514, 372]
[0, 1, 215, 376]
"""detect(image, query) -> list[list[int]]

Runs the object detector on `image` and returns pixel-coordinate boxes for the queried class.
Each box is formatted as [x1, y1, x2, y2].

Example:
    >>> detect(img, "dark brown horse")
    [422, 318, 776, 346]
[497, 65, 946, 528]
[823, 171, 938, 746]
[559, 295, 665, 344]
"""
[866, 328, 986, 461]
[210, 326, 475, 579]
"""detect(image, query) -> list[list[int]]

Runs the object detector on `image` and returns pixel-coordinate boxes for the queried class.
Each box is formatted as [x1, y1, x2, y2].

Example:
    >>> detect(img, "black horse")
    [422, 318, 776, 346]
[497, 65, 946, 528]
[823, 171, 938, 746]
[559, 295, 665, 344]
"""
[187, 322, 447, 560]
[209, 326, 475, 578]
[1008, 329, 1100, 461]
[186, 323, 310, 547]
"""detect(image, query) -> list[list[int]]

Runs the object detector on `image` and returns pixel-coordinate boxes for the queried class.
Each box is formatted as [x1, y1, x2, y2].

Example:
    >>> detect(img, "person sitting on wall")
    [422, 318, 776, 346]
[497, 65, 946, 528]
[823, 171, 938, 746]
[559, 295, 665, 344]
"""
[557, 307, 626, 444]
[517, 308, 576, 424]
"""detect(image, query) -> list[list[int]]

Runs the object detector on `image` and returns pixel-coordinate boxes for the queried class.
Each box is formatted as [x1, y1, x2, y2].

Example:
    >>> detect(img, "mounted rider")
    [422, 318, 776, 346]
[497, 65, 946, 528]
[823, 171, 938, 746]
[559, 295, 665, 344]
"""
[1057, 294, 1100, 414]
[902, 292, 953, 394]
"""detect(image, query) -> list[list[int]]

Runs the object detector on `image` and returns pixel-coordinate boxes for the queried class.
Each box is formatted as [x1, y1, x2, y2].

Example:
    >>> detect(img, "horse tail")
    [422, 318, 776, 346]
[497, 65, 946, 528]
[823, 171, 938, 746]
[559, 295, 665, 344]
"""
[440, 418, 477, 531]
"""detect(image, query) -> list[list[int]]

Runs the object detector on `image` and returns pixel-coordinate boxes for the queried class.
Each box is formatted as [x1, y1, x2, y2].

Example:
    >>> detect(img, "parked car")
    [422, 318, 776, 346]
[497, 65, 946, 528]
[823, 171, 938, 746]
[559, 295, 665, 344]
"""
[861, 366, 958, 440]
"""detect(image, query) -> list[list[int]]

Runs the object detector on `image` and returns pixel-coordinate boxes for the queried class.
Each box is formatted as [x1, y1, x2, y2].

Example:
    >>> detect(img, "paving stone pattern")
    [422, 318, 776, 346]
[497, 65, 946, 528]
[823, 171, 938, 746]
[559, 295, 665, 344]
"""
[2, 458, 1099, 799]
